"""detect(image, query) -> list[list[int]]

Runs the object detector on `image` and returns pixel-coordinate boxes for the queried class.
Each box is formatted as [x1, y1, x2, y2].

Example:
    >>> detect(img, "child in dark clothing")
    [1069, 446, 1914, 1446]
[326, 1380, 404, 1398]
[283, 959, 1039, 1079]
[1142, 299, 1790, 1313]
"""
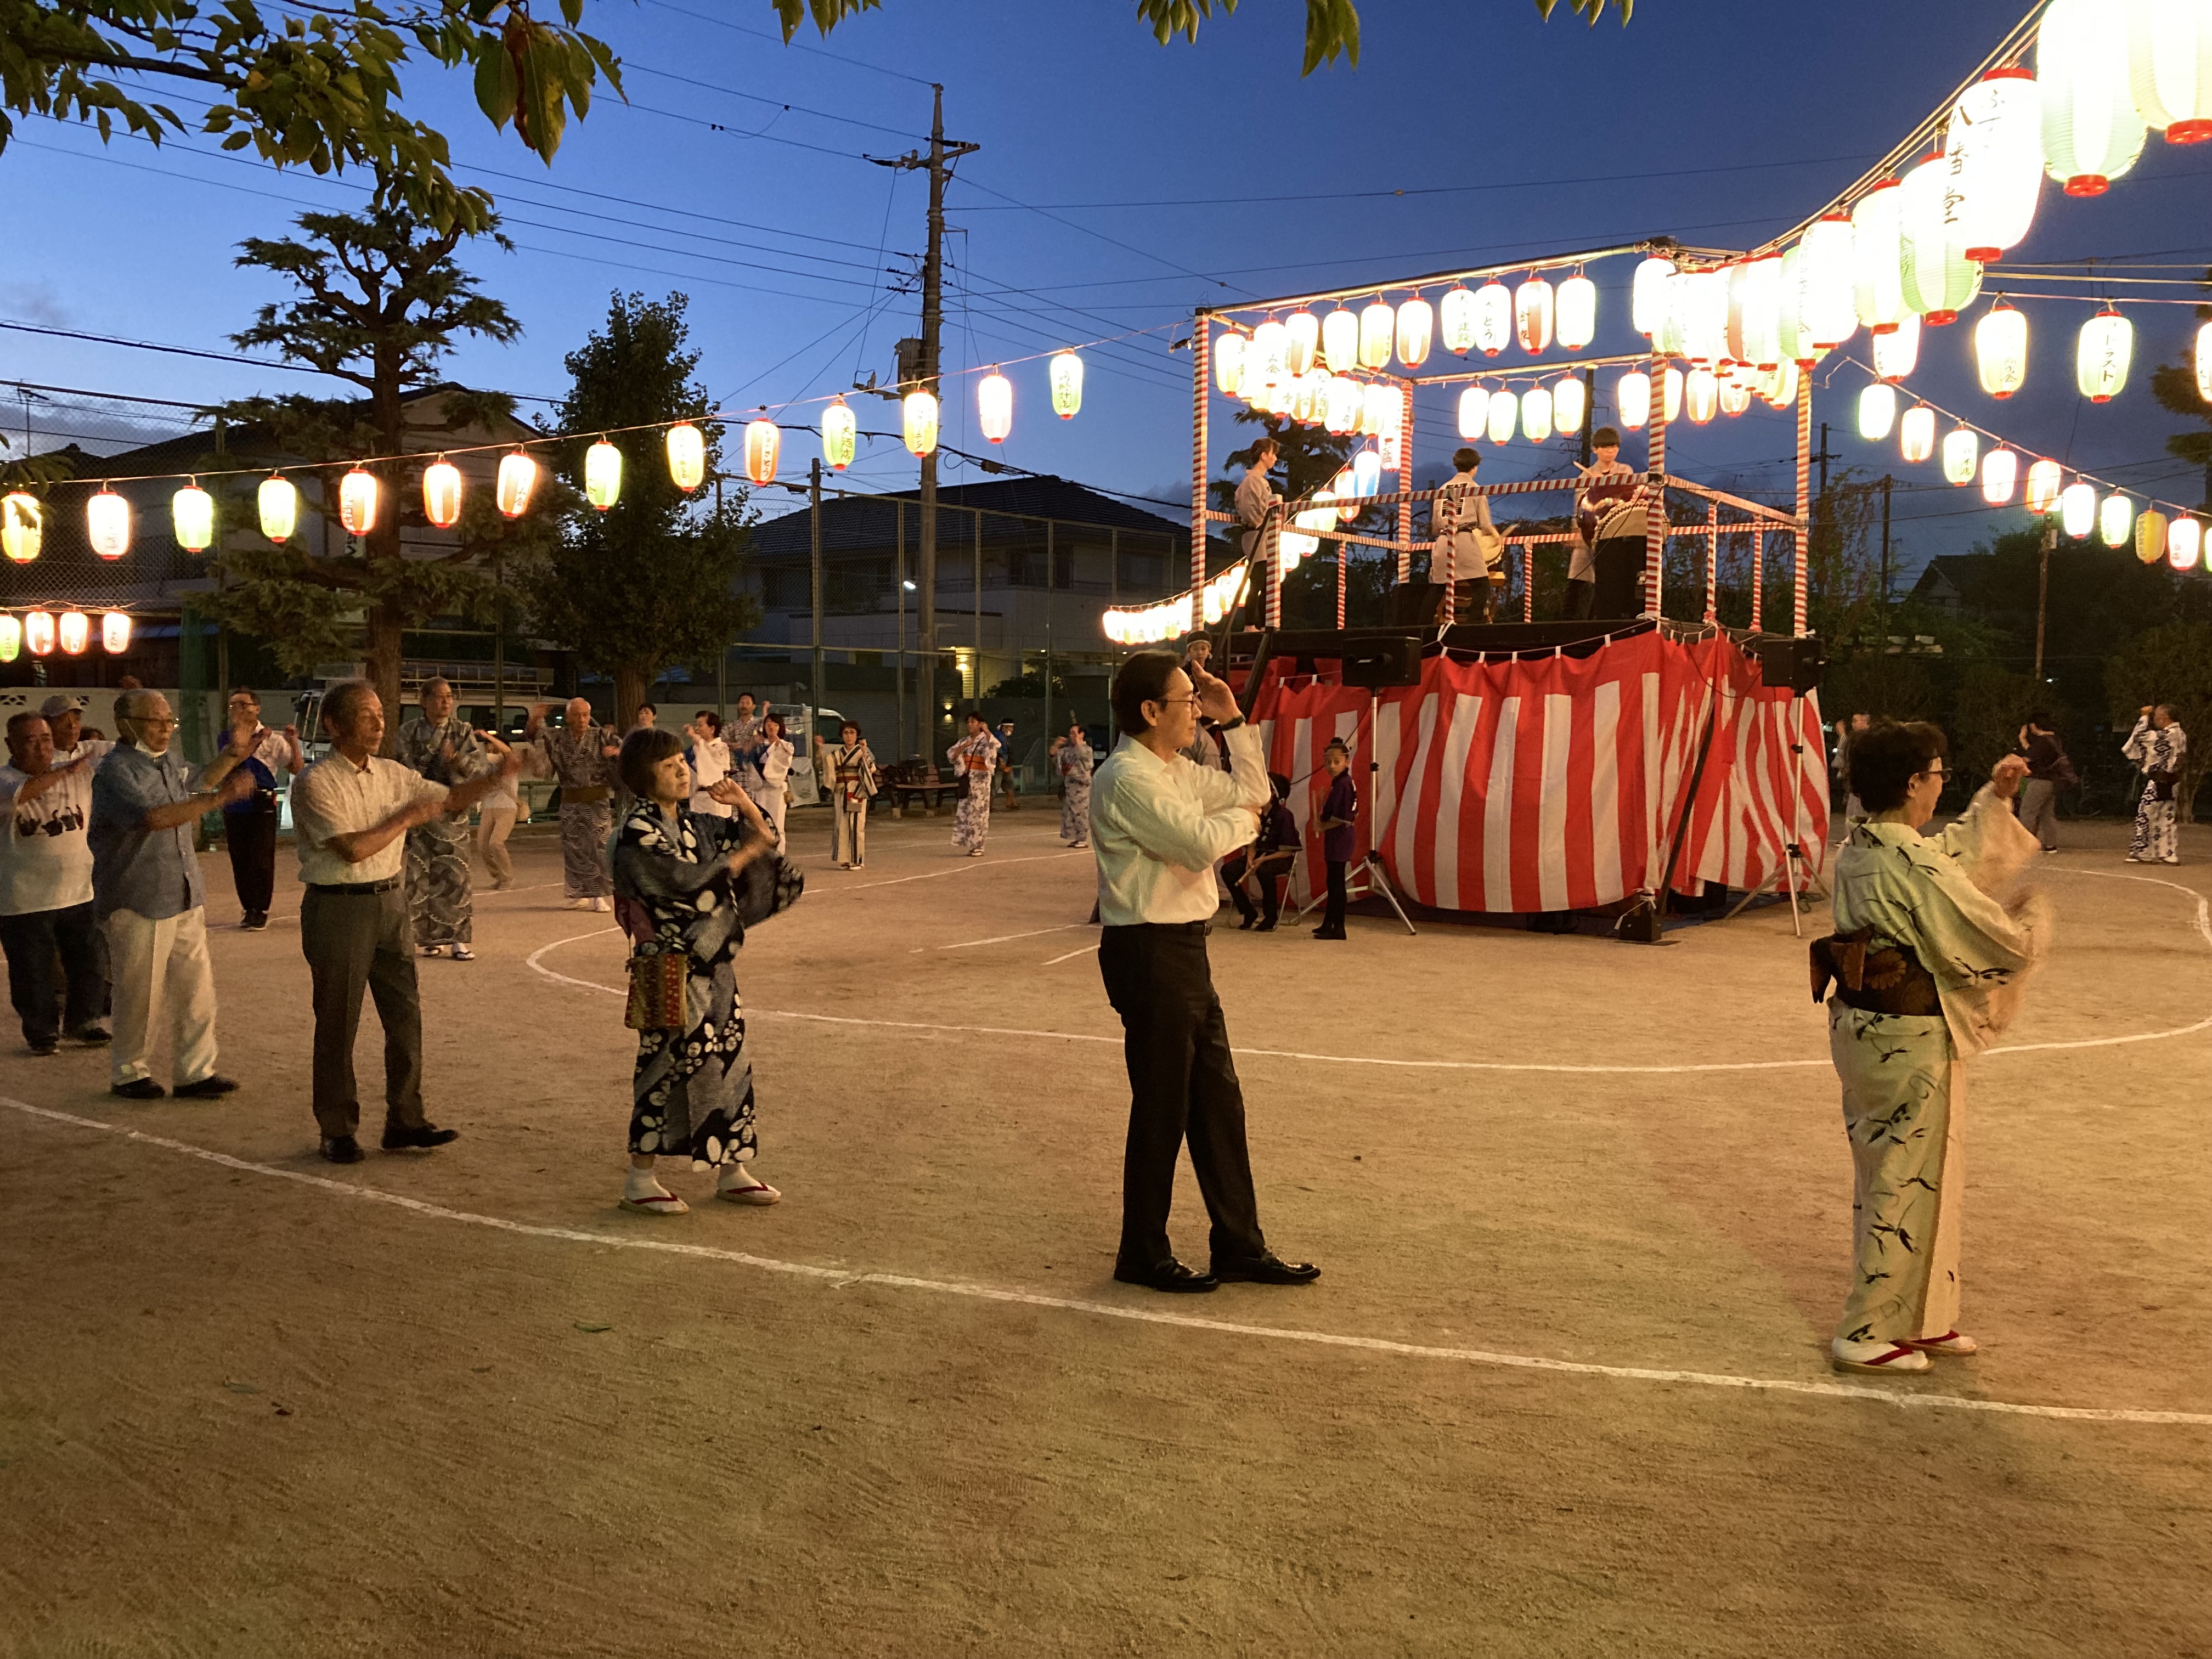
[1313, 739, 1356, 939]
[1224, 772, 1300, 931]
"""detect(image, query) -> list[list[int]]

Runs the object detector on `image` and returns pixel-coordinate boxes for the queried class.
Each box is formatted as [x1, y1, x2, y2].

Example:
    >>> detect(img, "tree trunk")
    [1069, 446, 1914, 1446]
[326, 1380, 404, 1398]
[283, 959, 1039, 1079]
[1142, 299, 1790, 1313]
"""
[367, 351, 408, 755]
[613, 665, 648, 734]
[366, 602, 406, 756]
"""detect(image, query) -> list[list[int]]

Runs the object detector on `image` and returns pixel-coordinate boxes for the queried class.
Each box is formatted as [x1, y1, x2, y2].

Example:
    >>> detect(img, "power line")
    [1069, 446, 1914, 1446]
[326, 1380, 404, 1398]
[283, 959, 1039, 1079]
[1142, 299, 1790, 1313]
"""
[637, 0, 938, 87]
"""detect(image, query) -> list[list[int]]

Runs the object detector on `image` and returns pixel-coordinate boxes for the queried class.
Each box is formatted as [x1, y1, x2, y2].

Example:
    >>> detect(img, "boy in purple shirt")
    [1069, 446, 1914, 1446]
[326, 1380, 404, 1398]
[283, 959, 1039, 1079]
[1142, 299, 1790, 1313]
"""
[1312, 738, 1356, 940]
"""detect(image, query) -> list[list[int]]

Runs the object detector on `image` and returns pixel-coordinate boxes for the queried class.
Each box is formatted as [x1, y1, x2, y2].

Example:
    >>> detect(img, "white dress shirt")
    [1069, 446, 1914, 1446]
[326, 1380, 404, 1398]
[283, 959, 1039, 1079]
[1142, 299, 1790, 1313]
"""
[1090, 726, 1269, 927]
[290, 751, 447, 885]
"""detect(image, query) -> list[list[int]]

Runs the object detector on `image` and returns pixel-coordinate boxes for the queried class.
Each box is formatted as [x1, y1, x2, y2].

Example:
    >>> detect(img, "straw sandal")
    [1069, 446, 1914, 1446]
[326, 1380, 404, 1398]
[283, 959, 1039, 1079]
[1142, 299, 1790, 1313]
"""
[715, 1180, 781, 1206]
[618, 1191, 690, 1216]
[1830, 1337, 1932, 1375]
[1905, 1330, 1978, 1357]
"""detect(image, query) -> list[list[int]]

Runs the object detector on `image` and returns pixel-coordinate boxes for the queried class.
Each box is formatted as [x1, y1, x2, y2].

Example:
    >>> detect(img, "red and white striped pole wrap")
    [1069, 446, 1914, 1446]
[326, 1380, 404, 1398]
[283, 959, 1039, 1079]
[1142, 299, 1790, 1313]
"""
[1643, 351, 1667, 617]
[1752, 527, 1764, 632]
[1264, 512, 1283, 628]
[1336, 536, 1348, 627]
[1704, 502, 1718, 625]
[1395, 382, 1414, 587]
[1190, 317, 1210, 597]
[1793, 367, 1812, 637]
[1522, 544, 1534, 622]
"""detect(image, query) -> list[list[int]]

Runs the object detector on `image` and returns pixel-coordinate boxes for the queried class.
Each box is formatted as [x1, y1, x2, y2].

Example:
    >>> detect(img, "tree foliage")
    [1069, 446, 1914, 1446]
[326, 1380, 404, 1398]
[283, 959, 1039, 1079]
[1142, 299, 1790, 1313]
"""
[2151, 267, 2212, 512]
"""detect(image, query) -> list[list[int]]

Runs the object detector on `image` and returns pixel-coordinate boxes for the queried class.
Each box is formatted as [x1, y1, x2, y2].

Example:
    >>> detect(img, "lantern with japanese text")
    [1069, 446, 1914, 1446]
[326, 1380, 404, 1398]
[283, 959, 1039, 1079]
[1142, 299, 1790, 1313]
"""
[1513, 277, 1554, 354]
[2138, 505, 2170, 563]
[1362, 382, 1400, 441]
[1949, 69, 2044, 261]
[821, 400, 856, 472]
[88, 487, 131, 558]
[1974, 300, 2029, 397]
[1942, 426, 1980, 484]
[667, 422, 708, 490]
[57, 611, 87, 656]
[744, 417, 782, 483]
[495, 450, 538, 518]
[339, 469, 381, 537]
[1251, 319, 1291, 387]
[902, 391, 939, 457]
[1720, 376, 1753, 416]
[2027, 458, 2064, 514]
[1440, 286, 1477, 356]
[422, 458, 464, 527]
[2102, 493, 2135, 546]
[0, 616, 17, 662]
[102, 611, 131, 654]
[1, 493, 38, 563]
[1327, 376, 1363, 436]
[584, 441, 622, 511]
[2197, 320, 2212, 402]
[1899, 151, 1984, 325]
[1873, 311, 1922, 381]
[2076, 308, 2133, 401]
[1049, 351, 1084, 419]
[2170, 515, 2204, 571]
[1474, 281, 1512, 357]
[978, 371, 1014, 444]
[2039, 0, 2147, 195]
[23, 611, 53, 656]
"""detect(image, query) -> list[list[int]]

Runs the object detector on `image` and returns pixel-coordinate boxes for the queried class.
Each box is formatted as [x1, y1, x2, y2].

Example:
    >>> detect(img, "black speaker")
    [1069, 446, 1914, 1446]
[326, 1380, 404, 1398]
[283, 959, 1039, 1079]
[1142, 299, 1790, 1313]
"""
[1340, 636, 1423, 690]
[1758, 635, 1826, 694]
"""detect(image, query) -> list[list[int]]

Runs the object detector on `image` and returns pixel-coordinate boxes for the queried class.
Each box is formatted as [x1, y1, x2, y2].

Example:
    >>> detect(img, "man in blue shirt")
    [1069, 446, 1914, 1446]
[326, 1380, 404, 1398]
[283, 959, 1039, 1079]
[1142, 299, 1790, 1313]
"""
[1312, 738, 1357, 940]
[215, 687, 303, 932]
[88, 690, 254, 1099]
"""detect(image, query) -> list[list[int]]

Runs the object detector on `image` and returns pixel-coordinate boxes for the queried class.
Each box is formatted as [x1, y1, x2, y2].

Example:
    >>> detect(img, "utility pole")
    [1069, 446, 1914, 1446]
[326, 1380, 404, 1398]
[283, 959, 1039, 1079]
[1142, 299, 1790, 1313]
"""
[2034, 522, 2057, 684]
[810, 457, 825, 736]
[1878, 473, 1892, 639]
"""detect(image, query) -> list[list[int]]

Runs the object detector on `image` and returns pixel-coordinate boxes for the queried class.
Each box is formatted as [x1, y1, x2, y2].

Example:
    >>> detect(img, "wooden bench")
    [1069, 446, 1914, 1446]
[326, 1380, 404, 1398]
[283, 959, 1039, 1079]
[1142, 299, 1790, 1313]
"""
[885, 761, 964, 817]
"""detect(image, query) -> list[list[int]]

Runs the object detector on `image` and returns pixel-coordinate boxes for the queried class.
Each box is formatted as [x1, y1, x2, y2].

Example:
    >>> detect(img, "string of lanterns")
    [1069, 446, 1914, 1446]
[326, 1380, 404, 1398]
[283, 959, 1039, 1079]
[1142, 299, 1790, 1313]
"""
[1103, 560, 1253, 646]
[0, 608, 133, 662]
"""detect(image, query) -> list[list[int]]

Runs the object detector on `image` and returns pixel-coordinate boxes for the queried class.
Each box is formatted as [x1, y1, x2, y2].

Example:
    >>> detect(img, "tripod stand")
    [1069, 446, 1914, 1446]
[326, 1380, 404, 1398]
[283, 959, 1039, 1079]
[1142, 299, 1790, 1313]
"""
[1721, 690, 1827, 937]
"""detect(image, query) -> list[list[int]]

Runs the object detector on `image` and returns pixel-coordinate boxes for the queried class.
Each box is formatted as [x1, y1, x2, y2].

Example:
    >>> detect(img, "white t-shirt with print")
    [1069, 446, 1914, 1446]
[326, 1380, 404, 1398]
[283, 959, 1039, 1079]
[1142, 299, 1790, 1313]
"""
[0, 760, 96, 915]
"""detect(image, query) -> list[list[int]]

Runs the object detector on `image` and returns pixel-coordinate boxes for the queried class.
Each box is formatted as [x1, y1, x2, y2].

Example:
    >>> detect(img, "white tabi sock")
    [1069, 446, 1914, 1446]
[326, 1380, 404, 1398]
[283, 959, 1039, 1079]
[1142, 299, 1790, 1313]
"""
[715, 1164, 759, 1193]
[624, 1166, 673, 1201]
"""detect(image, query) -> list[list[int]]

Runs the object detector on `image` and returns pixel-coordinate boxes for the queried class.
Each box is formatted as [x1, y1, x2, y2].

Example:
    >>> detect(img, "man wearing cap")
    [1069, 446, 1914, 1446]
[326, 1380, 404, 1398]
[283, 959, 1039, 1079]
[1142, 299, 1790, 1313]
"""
[41, 695, 114, 771]
[0, 711, 109, 1054]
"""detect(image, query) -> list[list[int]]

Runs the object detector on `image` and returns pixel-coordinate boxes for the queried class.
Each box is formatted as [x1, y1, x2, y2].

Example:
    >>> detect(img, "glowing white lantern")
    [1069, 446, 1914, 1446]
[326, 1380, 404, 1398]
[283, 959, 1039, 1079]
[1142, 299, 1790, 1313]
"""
[1761, 359, 1801, 410]
[57, 611, 88, 657]
[978, 371, 1014, 444]
[1776, 245, 1826, 367]
[821, 400, 856, 472]
[2101, 492, 2135, 546]
[1617, 369, 1651, 430]
[1730, 253, 1785, 369]
[1982, 447, 2020, 505]
[584, 441, 622, 512]
[1358, 300, 1395, 370]
[1555, 274, 1596, 351]
[1554, 374, 1588, 433]
[1395, 297, 1434, 368]
[2060, 480, 2097, 537]
[337, 469, 377, 538]
[1049, 351, 1084, 419]
[0, 616, 18, 661]
[1661, 365, 1684, 424]
[1682, 267, 1731, 364]
[1363, 382, 1402, 441]
[2076, 308, 2133, 401]
[1486, 388, 1517, 444]
[1, 492, 39, 563]
[1974, 300, 2029, 398]
[1473, 281, 1512, 357]
[2027, 457, 2064, 514]
[1858, 383, 1899, 441]
[1215, 331, 1248, 396]
[1514, 278, 1554, 354]
[1457, 385, 1486, 440]
[1656, 267, 1692, 358]
[1720, 376, 1753, 416]
[2138, 506, 2170, 562]
[1321, 309, 1358, 374]
[1684, 366, 1718, 425]
[2131, 0, 2212, 143]
[1631, 255, 1676, 337]
[1942, 426, 1980, 484]
[902, 390, 939, 456]
[87, 487, 130, 559]
[1949, 69, 2045, 261]
[1352, 449, 1383, 498]
[1251, 319, 1291, 386]
[1330, 467, 1359, 524]
[740, 418, 781, 486]
[2170, 515, 2205, 571]
[423, 458, 465, 527]
[2198, 320, 2212, 402]
[1799, 215, 1858, 348]
[668, 422, 708, 489]
[1326, 376, 1363, 435]
[1873, 311, 1922, 382]
[23, 611, 53, 656]
[1852, 179, 1907, 334]
[101, 611, 130, 655]
[169, 482, 214, 552]
[1285, 311, 1320, 376]
[1522, 384, 1555, 442]
[1899, 151, 1984, 325]
[496, 450, 538, 518]
[1900, 403, 1937, 464]
[2040, 0, 2147, 195]
[1440, 287, 1477, 356]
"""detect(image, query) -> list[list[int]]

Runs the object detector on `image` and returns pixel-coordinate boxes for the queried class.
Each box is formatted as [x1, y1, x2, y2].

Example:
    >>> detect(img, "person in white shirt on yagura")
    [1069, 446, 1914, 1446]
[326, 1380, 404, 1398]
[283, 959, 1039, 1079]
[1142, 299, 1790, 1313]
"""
[1088, 649, 1319, 1295]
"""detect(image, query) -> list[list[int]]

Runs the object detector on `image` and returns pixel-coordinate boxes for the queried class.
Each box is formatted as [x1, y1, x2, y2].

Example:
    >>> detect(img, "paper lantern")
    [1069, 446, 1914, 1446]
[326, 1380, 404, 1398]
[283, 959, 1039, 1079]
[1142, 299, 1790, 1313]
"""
[1761, 359, 1801, 410]
[1852, 180, 1908, 334]
[2197, 320, 2212, 402]
[422, 458, 465, 527]
[1900, 403, 1937, 463]
[1730, 253, 1785, 369]
[1521, 385, 1555, 442]
[1293, 370, 1326, 428]
[23, 611, 53, 656]
[2061, 480, 2097, 537]
[579, 440, 620, 511]
[2102, 493, 2136, 546]
[1457, 386, 1486, 440]
[257, 475, 297, 542]
[1440, 287, 1477, 356]
[1320, 309, 1358, 374]
[2027, 458, 2064, 514]
[1486, 388, 1517, 444]
[1330, 467, 1359, 524]
[667, 422, 707, 490]
[87, 488, 131, 559]
[978, 371, 1013, 444]
[1555, 273, 1596, 351]
[1685, 366, 1718, 425]
[170, 482, 214, 553]
[1799, 215, 1858, 348]
[743, 417, 782, 484]
[1617, 370, 1651, 430]
[1974, 300, 2029, 397]
[1776, 245, 1825, 367]
[101, 611, 130, 654]
[1474, 281, 1512, 357]
[495, 450, 538, 518]
[1362, 381, 1400, 441]
[337, 469, 377, 538]
[1513, 278, 1554, 354]
[1942, 426, 1980, 484]
[1251, 319, 1291, 386]
[1656, 267, 1693, 358]
[1285, 311, 1319, 376]
[0, 616, 15, 662]
[1899, 151, 1984, 325]
[57, 611, 87, 657]
[1720, 376, 1753, 416]
[2138, 505, 2171, 562]
[1554, 374, 1588, 433]
[1, 492, 39, 563]
[1214, 331, 1247, 396]
[2040, 0, 2147, 194]
[1661, 365, 1683, 424]
[2076, 309, 2133, 400]
[1681, 268, 1730, 364]
[1395, 297, 1434, 368]
[2170, 515, 2204, 571]
[1327, 376, 1363, 435]
[1358, 301, 1394, 370]
[1631, 255, 1676, 337]
[2131, 0, 2212, 142]
[1351, 449, 1383, 499]
[1049, 351, 1083, 419]
[1858, 383, 1899, 441]
[901, 390, 939, 457]
[821, 400, 856, 472]
[1871, 312, 1921, 385]
[1982, 447, 2020, 505]
[1949, 70, 2044, 261]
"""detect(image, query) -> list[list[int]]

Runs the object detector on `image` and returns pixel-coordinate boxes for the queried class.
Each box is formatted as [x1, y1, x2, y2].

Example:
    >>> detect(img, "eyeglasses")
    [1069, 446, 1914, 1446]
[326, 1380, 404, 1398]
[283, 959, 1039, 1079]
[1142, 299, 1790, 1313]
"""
[1150, 696, 1199, 709]
[1917, 764, 1946, 779]
[130, 715, 177, 729]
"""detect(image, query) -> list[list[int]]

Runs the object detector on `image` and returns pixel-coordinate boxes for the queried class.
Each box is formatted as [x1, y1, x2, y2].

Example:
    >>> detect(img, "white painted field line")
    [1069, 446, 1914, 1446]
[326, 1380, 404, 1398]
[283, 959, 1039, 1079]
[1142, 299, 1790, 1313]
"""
[833, 849, 1090, 894]
[4, 1094, 2204, 1430]
[937, 922, 1088, 952]
[1043, 942, 1101, 966]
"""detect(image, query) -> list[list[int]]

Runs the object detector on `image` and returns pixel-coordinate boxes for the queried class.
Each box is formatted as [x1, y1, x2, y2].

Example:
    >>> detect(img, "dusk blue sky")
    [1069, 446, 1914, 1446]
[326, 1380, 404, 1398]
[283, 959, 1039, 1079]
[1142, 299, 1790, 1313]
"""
[4, 0, 2207, 579]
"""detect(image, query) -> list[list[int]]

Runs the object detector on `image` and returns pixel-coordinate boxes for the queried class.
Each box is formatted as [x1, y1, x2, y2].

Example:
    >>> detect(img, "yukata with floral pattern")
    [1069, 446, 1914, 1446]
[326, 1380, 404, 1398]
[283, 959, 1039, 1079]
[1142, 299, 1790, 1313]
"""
[611, 799, 802, 1170]
[947, 729, 999, 854]
[1826, 786, 2052, 1351]
[2122, 712, 2188, 864]
[1057, 734, 1093, 847]
[396, 713, 488, 948]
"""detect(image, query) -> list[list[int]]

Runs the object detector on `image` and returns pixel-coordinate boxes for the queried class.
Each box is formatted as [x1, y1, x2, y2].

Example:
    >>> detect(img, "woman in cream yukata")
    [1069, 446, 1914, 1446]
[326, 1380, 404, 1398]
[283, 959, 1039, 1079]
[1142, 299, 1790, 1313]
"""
[1819, 722, 2052, 1376]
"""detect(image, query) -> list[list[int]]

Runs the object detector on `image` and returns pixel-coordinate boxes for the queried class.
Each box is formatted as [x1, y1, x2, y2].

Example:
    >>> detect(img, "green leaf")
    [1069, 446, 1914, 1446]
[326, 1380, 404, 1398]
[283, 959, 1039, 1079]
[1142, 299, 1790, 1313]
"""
[473, 32, 516, 129]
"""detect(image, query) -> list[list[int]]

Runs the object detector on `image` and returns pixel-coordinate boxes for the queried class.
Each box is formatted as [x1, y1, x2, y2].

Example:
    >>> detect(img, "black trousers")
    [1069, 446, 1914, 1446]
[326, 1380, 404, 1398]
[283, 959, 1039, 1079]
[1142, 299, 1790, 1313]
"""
[1566, 575, 1595, 619]
[301, 885, 425, 1139]
[1323, 859, 1348, 933]
[1097, 922, 1266, 1271]
[1592, 534, 1646, 619]
[224, 794, 279, 916]
[0, 901, 107, 1046]
[1222, 850, 1289, 926]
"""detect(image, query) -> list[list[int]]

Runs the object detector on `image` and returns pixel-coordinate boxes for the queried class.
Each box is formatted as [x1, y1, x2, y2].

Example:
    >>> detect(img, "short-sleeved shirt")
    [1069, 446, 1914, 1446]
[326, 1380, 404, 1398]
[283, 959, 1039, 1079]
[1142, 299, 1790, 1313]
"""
[2023, 732, 2067, 781]
[0, 761, 95, 916]
[290, 751, 448, 886]
[88, 743, 206, 921]
[1321, 771, 1358, 863]
[216, 726, 294, 814]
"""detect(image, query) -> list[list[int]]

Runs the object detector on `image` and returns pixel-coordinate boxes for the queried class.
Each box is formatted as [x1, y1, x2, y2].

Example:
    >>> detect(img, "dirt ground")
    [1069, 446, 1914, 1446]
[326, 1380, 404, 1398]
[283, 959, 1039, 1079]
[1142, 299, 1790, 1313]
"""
[2, 797, 2210, 1658]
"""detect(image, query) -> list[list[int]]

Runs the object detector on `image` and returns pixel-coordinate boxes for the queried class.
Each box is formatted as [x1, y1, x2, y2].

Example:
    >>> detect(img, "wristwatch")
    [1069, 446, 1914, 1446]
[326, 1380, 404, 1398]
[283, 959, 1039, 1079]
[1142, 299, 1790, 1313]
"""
[1214, 715, 1247, 732]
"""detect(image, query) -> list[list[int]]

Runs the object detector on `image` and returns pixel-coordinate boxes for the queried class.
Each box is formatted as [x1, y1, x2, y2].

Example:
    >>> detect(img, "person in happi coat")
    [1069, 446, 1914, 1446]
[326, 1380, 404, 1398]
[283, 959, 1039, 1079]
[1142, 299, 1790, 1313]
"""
[820, 719, 877, 868]
[947, 710, 999, 856]
[610, 726, 803, 1216]
[1814, 721, 2050, 1376]
[526, 698, 622, 911]
[2123, 704, 2187, 865]
[1055, 718, 1094, 848]
[1432, 447, 1505, 623]
[397, 678, 498, 961]
[1311, 738, 1356, 940]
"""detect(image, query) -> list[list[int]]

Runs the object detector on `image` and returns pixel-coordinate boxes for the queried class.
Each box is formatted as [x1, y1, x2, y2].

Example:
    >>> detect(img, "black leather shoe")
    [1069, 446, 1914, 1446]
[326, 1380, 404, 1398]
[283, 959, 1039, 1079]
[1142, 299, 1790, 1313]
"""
[27, 1037, 58, 1057]
[1113, 1258, 1219, 1294]
[66, 1026, 111, 1046]
[321, 1135, 364, 1164]
[1255, 918, 1278, 932]
[110, 1078, 165, 1101]
[1213, 1251, 1322, 1285]
[1237, 914, 1256, 930]
[381, 1124, 460, 1152]
[174, 1074, 240, 1098]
